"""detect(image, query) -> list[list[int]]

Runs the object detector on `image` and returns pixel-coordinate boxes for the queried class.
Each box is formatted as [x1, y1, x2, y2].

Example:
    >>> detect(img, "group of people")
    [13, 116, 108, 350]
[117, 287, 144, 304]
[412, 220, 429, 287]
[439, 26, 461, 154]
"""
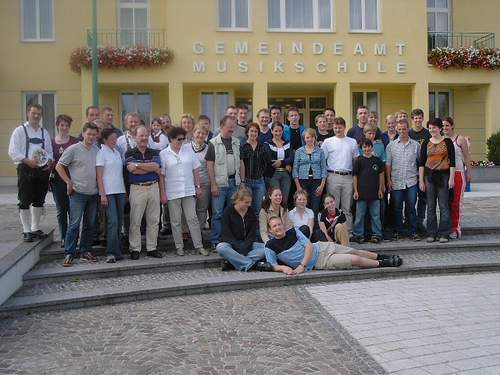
[8, 101, 470, 274]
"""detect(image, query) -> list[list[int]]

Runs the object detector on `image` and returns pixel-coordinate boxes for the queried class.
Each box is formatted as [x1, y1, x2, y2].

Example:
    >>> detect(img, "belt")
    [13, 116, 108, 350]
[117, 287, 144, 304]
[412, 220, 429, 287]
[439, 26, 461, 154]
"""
[328, 170, 351, 176]
[276, 168, 286, 172]
[132, 181, 158, 186]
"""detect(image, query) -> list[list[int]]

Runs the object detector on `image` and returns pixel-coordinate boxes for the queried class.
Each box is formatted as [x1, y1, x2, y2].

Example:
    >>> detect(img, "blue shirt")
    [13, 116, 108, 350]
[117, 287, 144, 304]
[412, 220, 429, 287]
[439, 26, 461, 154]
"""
[124, 147, 161, 184]
[264, 228, 320, 271]
[292, 145, 327, 180]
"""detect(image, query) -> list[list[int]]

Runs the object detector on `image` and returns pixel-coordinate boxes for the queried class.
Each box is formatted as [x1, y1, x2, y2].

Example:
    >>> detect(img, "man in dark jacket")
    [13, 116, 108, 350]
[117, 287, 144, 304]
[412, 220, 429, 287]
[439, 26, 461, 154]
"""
[216, 190, 269, 271]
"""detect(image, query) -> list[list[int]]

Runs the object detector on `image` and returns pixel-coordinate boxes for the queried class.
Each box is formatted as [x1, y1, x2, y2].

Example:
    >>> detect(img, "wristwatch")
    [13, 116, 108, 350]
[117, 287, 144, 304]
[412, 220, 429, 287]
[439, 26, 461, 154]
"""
[195, 185, 201, 188]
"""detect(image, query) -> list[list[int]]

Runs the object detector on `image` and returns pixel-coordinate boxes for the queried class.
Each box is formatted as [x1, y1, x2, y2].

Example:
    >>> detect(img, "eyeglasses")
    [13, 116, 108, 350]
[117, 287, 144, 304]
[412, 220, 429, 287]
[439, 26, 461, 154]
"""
[175, 137, 185, 142]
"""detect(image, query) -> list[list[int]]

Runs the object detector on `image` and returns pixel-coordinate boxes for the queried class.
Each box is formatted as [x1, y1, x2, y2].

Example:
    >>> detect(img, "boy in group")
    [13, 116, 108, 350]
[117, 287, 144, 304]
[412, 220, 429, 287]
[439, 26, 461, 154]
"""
[352, 139, 385, 244]
[264, 216, 402, 275]
[321, 117, 359, 229]
[257, 108, 272, 144]
[269, 105, 282, 124]
[315, 114, 333, 146]
[283, 107, 305, 151]
[324, 107, 336, 132]
[347, 106, 383, 144]
[410, 108, 430, 233]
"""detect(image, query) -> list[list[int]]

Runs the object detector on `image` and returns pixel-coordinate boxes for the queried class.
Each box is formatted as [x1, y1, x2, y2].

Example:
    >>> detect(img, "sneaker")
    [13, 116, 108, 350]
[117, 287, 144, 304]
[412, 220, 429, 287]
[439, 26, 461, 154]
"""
[176, 248, 185, 256]
[379, 257, 399, 267]
[392, 255, 403, 267]
[160, 226, 172, 235]
[31, 230, 48, 239]
[63, 254, 74, 267]
[147, 250, 163, 258]
[23, 232, 34, 243]
[408, 233, 421, 241]
[81, 251, 97, 262]
[106, 255, 116, 263]
[439, 237, 449, 243]
[221, 260, 234, 271]
[350, 236, 364, 244]
[370, 236, 381, 244]
[426, 236, 436, 243]
[197, 247, 210, 256]
[449, 232, 458, 240]
[130, 251, 140, 260]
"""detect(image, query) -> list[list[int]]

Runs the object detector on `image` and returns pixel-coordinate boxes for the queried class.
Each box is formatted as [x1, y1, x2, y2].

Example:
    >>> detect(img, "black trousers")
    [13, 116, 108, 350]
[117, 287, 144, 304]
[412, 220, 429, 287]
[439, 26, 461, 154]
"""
[17, 164, 50, 209]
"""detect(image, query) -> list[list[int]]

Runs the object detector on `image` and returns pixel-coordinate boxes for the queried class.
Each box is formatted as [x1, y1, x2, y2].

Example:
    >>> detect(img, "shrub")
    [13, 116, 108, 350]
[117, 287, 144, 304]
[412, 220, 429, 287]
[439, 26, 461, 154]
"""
[486, 131, 500, 165]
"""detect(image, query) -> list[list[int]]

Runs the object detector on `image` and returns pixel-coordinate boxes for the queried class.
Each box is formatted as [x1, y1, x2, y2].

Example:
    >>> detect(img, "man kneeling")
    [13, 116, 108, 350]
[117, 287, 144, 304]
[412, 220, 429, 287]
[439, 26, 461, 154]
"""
[265, 216, 402, 275]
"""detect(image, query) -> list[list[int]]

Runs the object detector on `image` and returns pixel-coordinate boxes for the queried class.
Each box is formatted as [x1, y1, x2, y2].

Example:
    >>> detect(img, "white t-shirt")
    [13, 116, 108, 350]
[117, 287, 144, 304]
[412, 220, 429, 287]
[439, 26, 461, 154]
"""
[289, 207, 314, 228]
[321, 136, 359, 172]
[96, 145, 126, 195]
[160, 144, 201, 200]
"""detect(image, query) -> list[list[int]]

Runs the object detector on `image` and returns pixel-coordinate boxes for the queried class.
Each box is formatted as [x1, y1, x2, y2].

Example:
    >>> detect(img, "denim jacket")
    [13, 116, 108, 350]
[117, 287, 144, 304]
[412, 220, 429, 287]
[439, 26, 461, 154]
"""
[292, 145, 327, 180]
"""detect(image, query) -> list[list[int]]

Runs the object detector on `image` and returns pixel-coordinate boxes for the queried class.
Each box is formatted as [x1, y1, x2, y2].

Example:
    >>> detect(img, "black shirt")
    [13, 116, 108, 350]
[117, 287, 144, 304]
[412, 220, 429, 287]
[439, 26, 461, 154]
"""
[316, 130, 334, 146]
[409, 128, 431, 145]
[205, 137, 233, 162]
[318, 208, 346, 232]
[266, 229, 298, 255]
[240, 142, 269, 180]
[352, 155, 385, 201]
[289, 127, 302, 151]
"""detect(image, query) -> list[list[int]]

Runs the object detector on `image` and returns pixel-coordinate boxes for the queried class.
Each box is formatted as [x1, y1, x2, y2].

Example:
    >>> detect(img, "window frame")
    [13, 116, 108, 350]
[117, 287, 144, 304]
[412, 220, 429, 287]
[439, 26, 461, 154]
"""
[217, 0, 252, 32]
[429, 89, 453, 120]
[22, 91, 57, 136]
[199, 91, 232, 133]
[20, 0, 55, 42]
[118, 0, 150, 47]
[349, 0, 381, 33]
[427, 0, 452, 33]
[267, 0, 334, 33]
[120, 91, 152, 129]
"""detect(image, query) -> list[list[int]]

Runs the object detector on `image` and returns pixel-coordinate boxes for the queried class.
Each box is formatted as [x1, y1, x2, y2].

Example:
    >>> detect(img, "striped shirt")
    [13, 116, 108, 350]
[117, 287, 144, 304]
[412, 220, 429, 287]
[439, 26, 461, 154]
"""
[386, 138, 420, 190]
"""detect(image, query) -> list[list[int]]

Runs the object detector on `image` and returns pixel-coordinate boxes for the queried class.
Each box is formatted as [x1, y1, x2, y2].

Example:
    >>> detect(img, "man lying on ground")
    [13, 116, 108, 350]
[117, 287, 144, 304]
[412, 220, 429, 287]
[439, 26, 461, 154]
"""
[264, 216, 402, 275]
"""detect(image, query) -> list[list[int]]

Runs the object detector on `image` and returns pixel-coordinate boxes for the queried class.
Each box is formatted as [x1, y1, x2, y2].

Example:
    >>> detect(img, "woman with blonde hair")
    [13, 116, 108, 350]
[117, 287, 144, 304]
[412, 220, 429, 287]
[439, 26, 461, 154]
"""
[180, 113, 195, 142]
[292, 128, 327, 216]
[216, 190, 269, 272]
[191, 123, 211, 232]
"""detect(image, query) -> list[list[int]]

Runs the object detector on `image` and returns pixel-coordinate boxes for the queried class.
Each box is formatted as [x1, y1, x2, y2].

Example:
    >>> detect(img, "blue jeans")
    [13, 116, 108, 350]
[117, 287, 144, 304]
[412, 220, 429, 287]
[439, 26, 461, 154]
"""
[105, 193, 125, 257]
[267, 170, 291, 204]
[353, 199, 382, 238]
[211, 179, 238, 245]
[244, 177, 266, 215]
[217, 242, 266, 271]
[65, 192, 98, 256]
[51, 174, 69, 240]
[391, 184, 418, 236]
[299, 178, 322, 217]
[425, 174, 451, 238]
[417, 187, 427, 226]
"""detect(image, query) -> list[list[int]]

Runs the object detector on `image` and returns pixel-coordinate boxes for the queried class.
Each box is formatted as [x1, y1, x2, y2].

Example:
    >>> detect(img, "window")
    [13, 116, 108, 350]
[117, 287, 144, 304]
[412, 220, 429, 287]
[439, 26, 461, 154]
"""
[218, 0, 250, 30]
[21, 0, 54, 41]
[268, 0, 332, 32]
[427, 0, 451, 48]
[429, 91, 451, 120]
[121, 92, 151, 128]
[119, 0, 149, 47]
[23, 92, 56, 137]
[201, 92, 229, 133]
[349, 0, 379, 32]
[352, 91, 378, 124]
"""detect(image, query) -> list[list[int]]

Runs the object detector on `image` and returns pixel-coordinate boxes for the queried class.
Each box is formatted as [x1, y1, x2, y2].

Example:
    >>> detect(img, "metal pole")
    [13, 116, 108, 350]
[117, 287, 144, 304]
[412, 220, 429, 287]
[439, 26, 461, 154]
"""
[91, 0, 99, 107]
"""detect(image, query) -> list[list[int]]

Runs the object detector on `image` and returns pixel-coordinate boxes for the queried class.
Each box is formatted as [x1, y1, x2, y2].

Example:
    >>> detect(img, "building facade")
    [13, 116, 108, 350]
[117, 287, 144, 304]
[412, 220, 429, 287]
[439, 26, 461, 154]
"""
[1, 0, 499, 177]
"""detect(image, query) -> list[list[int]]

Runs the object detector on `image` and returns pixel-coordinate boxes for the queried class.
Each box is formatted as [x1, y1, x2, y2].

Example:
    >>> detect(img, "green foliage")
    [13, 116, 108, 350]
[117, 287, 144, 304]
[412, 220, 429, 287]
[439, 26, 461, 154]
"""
[486, 131, 500, 165]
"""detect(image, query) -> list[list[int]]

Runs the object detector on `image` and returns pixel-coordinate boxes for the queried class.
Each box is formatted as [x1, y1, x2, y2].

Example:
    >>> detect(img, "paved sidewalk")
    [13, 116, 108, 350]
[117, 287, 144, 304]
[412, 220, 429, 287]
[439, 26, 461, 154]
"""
[308, 273, 500, 375]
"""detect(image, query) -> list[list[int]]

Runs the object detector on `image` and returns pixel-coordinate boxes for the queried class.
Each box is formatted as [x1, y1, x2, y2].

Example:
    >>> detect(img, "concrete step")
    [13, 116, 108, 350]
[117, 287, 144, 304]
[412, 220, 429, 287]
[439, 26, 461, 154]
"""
[2, 248, 500, 316]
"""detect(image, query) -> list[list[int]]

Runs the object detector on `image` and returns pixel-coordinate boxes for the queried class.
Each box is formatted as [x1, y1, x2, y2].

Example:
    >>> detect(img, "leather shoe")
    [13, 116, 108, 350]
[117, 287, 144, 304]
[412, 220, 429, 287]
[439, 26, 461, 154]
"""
[221, 260, 234, 271]
[23, 232, 34, 242]
[253, 261, 274, 272]
[31, 230, 48, 239]
[130, 251, 140, 260]
[147, 250, 163, 258]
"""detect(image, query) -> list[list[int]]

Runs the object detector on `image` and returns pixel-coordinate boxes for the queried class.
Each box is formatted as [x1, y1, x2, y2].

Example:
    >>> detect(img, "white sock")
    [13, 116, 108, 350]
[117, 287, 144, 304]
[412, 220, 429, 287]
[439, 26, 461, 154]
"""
[19, 209, 31, 233]
[30, 206, 43, 232]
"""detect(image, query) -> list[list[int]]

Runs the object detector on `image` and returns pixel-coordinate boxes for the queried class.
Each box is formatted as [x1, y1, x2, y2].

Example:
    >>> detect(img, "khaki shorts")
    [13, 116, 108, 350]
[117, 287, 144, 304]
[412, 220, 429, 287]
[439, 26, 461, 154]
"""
[315, 242, 355, 270]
